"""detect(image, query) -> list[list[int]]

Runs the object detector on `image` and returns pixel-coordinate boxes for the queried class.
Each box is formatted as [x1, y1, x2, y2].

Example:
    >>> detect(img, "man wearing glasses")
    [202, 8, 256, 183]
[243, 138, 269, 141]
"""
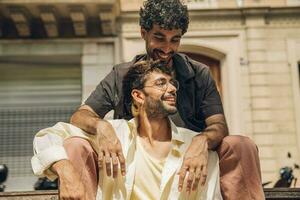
[33, 60, 223, 199]
[32, 0, 264, 199]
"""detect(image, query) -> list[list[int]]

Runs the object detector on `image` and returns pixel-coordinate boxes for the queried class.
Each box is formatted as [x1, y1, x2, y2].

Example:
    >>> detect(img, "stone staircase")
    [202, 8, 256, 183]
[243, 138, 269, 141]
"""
[0, 188, 300, 199]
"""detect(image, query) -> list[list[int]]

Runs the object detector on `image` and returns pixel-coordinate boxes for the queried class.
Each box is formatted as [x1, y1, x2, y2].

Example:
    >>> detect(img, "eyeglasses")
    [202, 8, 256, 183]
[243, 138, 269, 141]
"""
[143, 78, 179, 91]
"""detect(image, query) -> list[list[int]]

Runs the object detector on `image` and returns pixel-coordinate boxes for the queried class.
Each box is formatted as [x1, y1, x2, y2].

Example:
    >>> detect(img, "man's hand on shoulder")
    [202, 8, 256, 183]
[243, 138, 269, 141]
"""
[51, 160, 87, 200]
[96, 120, 126, 178]
[178, 134, 209, 193]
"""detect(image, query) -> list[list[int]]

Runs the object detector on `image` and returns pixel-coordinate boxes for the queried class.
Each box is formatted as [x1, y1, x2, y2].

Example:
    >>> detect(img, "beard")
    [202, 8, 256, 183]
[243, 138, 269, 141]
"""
[144, 94, 177, 119]
[146, 47, 175, 66]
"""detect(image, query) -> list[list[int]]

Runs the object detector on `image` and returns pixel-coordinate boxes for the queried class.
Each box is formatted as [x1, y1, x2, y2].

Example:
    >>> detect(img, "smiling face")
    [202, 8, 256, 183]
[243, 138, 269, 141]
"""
[141, 24, 182, 66]
[141, 71, 178, 118]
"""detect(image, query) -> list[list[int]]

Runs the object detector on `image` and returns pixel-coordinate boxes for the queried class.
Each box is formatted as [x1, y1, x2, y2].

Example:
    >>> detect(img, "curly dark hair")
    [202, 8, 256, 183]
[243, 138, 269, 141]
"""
[139, 0, 189, 34]
[122, 60, 173, 116]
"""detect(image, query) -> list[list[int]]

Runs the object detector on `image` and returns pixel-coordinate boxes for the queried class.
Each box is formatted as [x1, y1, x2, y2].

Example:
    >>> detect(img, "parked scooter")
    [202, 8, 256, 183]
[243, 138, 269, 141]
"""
[263, 152, 299, 188]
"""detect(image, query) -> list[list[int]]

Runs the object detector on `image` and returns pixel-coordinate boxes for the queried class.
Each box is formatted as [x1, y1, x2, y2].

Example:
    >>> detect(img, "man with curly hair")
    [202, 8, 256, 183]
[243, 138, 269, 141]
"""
[32, 0, 264, 199]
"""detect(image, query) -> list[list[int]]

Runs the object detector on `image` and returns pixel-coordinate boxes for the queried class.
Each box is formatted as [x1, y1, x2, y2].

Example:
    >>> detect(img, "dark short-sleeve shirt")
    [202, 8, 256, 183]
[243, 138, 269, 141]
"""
[85, 53, 223, 132]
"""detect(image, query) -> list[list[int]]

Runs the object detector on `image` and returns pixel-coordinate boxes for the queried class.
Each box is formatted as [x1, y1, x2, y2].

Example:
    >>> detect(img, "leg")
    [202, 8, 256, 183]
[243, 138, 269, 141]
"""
[217, 135, 265, 200]
[63, 137, 98, 200]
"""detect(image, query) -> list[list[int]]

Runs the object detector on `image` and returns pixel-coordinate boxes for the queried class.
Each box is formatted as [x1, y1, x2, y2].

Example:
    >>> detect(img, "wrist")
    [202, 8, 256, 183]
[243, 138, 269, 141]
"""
[193, 133, 208, 142]
[95, 119, 111, 134]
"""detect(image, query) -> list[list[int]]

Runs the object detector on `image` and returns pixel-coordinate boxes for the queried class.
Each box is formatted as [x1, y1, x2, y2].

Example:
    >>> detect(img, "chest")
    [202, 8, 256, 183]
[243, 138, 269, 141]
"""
[137, 137, 171, 161]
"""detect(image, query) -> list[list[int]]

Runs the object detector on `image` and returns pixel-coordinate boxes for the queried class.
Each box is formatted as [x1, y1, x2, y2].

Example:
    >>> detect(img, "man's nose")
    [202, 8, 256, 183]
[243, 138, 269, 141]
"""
[161, 44, 173, 54]
[167, 82, 177, 93]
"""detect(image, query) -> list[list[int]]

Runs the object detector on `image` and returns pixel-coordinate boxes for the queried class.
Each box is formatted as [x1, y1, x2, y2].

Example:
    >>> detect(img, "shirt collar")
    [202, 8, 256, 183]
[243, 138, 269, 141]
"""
[128, 117, 185, 144]
[168, 117, 185, 144]
[172, 53, 195, 81]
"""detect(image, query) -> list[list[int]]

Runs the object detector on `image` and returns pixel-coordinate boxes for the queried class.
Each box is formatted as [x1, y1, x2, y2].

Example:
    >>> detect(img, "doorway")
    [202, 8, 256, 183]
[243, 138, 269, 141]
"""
[180, 52, 222, 96]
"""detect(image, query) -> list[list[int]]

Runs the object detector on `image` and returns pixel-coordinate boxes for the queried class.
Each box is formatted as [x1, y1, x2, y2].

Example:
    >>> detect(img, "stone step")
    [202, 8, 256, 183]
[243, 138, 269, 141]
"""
[264, 188, 300, 200]
[0, 188, 300, 199]
[0, 190, 58, 200]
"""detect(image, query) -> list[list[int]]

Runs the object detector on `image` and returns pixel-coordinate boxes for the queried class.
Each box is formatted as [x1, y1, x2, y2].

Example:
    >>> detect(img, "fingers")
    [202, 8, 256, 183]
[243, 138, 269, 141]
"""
[117, 151, 126, 176]
[178, 165, 188, 192]
[186, 168, 195, 193]
[192, 167, 201, 191]
[98, 146, 126, 178]
[200, 164, 207, 186]
[111, 152, 118, 178]
[97, 133, 126, 178]
[104, 150, 112, 177]
[98, 151, 104, 170]
[178, 163, 208, 193]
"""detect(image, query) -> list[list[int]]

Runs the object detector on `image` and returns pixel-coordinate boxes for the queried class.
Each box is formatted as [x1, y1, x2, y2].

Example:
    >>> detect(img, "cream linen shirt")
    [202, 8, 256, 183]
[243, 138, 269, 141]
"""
[32, 119, 222, 200]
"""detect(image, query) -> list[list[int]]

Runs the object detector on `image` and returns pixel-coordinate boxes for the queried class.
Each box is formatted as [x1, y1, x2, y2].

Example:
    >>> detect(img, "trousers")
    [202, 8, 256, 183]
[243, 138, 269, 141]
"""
[64, 135, 265, 200]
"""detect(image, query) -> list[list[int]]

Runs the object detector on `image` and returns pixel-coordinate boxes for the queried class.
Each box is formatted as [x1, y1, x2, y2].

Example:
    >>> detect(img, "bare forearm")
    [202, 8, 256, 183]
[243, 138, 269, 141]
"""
[203, 121, 228, 150]
[195, 114, 228, 150]
[70, 105, 110, 135]
[51, 159, 86, 199]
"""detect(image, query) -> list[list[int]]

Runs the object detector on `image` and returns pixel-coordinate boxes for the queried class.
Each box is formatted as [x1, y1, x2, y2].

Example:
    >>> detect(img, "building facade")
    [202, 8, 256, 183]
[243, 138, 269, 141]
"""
[0, 0, 300, 190]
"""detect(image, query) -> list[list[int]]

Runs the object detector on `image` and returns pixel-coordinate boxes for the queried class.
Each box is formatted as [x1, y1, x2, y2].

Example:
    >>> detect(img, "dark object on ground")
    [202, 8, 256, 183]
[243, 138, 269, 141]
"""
[34, 177, 58, 190]
[263, 181, 273, 187]
[0, 164, 8, 192]
[274, 167, 294, 188]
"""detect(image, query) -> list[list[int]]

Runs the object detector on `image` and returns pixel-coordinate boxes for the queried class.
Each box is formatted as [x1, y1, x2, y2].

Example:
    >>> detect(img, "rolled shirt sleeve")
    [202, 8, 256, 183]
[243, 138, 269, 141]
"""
[32, 133, 69, 180]
[199, 67, 224, 119]
[31, 122, 91, 180]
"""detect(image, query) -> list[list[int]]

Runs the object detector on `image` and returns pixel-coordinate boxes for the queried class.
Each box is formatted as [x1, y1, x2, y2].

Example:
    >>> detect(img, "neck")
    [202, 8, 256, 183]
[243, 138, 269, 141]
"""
[138, 115, 171, 142]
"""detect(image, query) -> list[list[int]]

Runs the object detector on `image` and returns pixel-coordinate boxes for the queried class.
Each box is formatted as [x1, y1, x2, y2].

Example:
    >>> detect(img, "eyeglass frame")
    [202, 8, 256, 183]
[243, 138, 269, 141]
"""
[142, 77, 179, 91]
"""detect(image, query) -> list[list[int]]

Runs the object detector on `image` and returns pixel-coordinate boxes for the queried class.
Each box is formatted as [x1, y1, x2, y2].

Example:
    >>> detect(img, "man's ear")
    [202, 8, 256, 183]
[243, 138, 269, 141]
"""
[131, 89, 145, 105]
[141, 28, 147, 40]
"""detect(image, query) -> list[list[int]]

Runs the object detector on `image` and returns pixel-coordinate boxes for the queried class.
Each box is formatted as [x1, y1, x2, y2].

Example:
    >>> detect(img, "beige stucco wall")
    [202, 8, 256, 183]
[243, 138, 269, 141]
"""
[245, 16, 300, 183]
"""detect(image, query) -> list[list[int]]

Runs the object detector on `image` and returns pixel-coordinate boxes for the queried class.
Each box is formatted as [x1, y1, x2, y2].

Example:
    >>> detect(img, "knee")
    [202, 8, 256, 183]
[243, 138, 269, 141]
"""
[63, 137, 95, 157]
[219, 135, 258, 156]
[224, 135, 256, 149]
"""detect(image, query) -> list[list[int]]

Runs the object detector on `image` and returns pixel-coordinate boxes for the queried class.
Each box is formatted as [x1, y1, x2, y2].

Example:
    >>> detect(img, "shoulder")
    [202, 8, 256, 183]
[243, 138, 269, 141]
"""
[174, 53, 212, 84]
[111, 62, 132, 77]
[107, 119, 129, 131]
[176, 53, 210, 73]
[113, 62, 132, 70]
[106, 119, 131, 138]
[176, 127, 198, 144]
[111, 54, 147, 78]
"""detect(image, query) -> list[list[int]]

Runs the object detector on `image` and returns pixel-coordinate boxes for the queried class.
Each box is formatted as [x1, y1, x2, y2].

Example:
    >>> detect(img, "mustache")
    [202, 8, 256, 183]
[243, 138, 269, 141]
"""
[161, 93, 177, 100]
[154, 49, 175, 57]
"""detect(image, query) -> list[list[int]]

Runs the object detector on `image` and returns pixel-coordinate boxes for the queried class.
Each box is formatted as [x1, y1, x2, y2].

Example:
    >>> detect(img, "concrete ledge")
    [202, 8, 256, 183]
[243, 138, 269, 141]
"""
[1, 188, 300, 199]
[265, 188, 300, 200]
[0, 190, 58, 200]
